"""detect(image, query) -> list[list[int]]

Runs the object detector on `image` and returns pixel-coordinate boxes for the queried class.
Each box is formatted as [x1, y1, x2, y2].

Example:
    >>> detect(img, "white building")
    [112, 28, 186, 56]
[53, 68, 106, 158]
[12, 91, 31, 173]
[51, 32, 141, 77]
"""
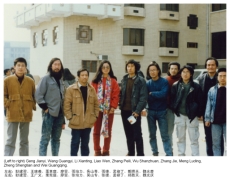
[15, 4, 226, 81]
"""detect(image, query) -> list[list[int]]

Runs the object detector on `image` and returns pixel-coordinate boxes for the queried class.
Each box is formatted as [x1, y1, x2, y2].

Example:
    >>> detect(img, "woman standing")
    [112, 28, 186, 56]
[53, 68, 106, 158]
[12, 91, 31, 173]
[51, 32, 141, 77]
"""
[91, 60, 120, 156]
[63, 68, 76, 87]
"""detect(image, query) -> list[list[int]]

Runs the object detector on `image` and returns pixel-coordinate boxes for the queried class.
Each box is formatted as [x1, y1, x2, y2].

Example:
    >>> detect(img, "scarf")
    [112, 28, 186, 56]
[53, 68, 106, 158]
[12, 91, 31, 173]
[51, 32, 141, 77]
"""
[97, 76, 111, 138]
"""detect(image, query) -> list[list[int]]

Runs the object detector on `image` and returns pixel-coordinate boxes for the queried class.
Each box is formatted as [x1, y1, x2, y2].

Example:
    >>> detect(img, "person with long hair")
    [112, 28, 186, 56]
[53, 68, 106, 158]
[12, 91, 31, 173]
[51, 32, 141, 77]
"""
[35, 58, 65, 156]
[63, 68, 76, 87]
[91, 60, 120, 156]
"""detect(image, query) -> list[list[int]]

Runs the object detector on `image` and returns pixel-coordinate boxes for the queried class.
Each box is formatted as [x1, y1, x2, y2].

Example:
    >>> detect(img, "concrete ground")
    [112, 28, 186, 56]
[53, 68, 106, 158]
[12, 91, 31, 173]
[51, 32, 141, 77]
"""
[4, 105, 209, 156]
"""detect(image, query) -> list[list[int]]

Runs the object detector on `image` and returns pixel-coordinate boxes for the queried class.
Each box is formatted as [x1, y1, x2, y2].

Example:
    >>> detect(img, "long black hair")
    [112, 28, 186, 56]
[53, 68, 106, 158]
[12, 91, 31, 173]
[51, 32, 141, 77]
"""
[63, 68, 75, 81]
[47, 57, 64, 74]
[92, 60, 117, 83]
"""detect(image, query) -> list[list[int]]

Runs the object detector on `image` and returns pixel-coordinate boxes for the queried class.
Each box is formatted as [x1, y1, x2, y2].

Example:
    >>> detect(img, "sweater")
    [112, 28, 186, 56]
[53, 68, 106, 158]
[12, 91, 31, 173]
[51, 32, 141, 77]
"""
[146, 77, 168, 111]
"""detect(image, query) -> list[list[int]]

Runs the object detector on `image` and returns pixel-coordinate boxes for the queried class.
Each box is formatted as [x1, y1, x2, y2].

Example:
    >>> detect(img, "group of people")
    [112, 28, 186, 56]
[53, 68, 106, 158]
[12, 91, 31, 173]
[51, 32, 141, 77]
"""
[4, 57, 226, 157]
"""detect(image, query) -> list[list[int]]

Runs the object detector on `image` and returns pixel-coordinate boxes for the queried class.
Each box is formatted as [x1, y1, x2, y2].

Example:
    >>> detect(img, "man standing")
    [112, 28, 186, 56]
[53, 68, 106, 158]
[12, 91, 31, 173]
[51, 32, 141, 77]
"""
[205, 68, 226, 156]
[4, 57, 36, 156]
[35, 58, 65, 156]
[64, 69, 99, 156]
[11, 67, 15, 75]
[197, 57, 224, 156]
[165, 62, 180, 153]
[4, 69, 11, 78]
[119, 59, 148, 156]
[171, 65, 203, 156]
[146, 61, 172, 156]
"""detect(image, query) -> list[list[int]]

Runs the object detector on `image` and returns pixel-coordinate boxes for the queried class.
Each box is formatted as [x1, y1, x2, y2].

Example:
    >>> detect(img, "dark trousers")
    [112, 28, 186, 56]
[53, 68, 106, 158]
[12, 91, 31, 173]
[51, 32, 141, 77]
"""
[121, 110, 144, 156]
[203, 120, 224, 156]
[71, 128, 91, 156]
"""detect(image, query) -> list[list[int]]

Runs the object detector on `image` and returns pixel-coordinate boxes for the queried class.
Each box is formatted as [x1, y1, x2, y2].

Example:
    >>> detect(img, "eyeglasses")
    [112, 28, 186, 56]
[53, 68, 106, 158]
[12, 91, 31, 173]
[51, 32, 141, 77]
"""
[102, 66, 110, 69]
[149, 69, 158, 72]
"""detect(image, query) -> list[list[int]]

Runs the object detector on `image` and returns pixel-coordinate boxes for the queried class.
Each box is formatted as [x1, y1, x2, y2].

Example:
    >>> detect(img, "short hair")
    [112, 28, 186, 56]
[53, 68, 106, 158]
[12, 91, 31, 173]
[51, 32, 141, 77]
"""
[11, 67, 14, 71]
[167, 62, 180, 76]
[77, 68, 89, 77]
[125, 59, 140, 74]
[14, 57, 27, 67]
[217, 68, 226, 74]
[180, 65, 194, 81]
[4, 69, 10, 75]
[47, 57, 64, 74]
[146, 61, 162, 80]
[205, 57, 219, 68]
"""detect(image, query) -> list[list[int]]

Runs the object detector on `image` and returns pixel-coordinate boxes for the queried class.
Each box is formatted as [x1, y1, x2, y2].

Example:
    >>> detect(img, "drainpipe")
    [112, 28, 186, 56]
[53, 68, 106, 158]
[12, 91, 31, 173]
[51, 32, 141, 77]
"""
[206, 4, 210, 58]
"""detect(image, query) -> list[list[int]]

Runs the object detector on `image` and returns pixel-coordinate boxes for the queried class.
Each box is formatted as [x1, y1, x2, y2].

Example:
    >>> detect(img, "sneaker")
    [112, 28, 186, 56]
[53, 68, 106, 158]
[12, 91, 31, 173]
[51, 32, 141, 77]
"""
[153, 153, 159, 156]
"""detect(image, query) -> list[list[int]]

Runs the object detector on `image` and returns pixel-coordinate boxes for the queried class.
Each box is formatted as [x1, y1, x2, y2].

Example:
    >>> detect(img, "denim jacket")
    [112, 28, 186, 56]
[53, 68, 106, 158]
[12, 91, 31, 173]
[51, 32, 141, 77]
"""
[205, 84, 218, 123]
[35, 73, 65, 117]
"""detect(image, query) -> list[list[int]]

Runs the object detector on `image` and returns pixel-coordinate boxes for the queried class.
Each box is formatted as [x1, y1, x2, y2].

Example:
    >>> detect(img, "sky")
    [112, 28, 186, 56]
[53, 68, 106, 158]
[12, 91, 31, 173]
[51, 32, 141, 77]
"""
[4, 4, 31, 42]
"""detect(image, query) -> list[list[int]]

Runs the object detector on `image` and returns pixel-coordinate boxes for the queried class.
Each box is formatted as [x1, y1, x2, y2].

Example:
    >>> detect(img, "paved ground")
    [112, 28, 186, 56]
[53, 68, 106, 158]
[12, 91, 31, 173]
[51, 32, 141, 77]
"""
[4, 105, 210, 156]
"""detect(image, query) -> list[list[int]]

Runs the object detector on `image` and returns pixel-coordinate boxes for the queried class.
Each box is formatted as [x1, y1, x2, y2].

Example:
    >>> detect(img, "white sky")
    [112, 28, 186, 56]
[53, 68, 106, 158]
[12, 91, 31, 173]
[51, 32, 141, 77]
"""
[4, 3, 31, 42]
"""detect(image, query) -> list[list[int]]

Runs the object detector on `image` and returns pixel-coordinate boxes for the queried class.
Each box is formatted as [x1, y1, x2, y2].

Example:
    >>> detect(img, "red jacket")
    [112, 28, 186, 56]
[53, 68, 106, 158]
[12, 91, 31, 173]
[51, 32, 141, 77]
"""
[91, 77, 120, 109]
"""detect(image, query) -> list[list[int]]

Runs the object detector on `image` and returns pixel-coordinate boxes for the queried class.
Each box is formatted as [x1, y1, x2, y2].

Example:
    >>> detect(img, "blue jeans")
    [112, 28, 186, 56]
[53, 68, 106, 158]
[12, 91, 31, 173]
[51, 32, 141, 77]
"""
[212, 123, 226, 156]
[203, 119, 224, 156]
[166, 108, 175, 151]
[39, 111, 64, 156]
[71, 128, 91, 156]
[147, 109, 172, 156]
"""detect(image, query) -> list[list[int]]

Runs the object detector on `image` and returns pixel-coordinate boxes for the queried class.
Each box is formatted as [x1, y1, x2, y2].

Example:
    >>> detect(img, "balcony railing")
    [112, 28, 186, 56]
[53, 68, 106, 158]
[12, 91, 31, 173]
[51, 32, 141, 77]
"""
[15, 4, 123, 28]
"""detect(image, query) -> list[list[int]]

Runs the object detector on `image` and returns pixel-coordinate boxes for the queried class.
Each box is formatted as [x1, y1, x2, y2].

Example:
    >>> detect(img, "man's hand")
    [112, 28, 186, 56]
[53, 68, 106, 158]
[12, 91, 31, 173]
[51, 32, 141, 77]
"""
[205, 121, 211, 127]
[109, 107, 115, 114]
[198, 116, 203, 121]
[132, 112, 139, 118]
[45, 109, 49, 113]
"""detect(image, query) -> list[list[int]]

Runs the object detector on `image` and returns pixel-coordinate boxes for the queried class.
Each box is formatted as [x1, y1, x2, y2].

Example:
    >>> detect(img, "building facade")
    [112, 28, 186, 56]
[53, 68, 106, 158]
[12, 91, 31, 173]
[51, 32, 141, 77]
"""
[4, 41, 30, 69]
[15, 4, 226, 81]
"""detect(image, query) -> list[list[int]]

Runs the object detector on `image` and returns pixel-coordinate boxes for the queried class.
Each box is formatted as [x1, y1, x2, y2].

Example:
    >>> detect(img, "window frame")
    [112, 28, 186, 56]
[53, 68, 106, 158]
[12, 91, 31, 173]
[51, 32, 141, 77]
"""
[123, 28, 145, 46]
[159, 31, 179, 48]
[124, 4, 145, 8]
[160, 4, 179, 12]
[187, 42, 198, 48]
[212, 4, 226, 12]
[82, 60, 97, 73]
[211, 31, 226, 59]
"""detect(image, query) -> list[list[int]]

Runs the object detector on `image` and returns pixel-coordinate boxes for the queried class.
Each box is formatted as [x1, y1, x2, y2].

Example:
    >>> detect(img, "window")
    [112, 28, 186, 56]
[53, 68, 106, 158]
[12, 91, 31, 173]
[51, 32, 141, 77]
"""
[82, 60, 97, 72]
[53, 26, 59, 45]
[76, 25, 92, 43]
[42, 30, 48, 46]
[212, 31, 226, 59]
[187, 14, 198, 29]
[160, 4, 179, 12]
[187, 42, 198, 48]
[124, 4, 144, 8]
[123, 28, 144, 46]
[212, 4, 226, 12]
[33, 32, 38, 48]
[162, 62, 169, 73]
[160, 31, 179, 48]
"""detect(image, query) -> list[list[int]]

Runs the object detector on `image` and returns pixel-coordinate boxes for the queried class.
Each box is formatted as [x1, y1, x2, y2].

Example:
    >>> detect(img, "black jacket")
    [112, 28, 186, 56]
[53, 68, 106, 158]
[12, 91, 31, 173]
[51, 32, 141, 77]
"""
[170, 79, 203, 121]
[196, 73, 218, 114]
[119, 74, 148, 114]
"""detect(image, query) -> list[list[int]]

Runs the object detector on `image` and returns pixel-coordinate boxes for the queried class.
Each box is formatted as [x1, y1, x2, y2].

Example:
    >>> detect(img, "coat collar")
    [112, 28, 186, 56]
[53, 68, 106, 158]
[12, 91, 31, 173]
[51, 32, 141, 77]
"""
[72, 81, 92, 90]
